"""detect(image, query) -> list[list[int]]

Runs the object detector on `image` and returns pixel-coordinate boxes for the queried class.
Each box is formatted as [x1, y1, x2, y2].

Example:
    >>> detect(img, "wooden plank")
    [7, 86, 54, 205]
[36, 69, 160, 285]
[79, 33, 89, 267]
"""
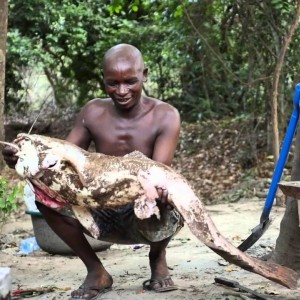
[278, 181, 300, 199]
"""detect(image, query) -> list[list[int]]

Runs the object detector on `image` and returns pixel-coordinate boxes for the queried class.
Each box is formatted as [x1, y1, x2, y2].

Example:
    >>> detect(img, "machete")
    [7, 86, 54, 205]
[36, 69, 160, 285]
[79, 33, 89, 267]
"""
[215, 277, 269, 299]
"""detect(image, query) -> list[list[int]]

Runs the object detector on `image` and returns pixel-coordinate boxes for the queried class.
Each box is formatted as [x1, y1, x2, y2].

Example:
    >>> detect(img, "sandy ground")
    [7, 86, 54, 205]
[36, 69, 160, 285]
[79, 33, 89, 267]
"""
[1, 200, 299, 300]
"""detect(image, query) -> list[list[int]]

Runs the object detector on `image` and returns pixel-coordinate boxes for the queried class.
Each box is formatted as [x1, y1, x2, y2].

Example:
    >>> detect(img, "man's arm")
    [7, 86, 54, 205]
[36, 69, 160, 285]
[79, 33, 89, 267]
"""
[152, 104, 181, 167]
[2, 146, 18, 169]
[152, 104, 181, 209]
[66, 106, 92, 150]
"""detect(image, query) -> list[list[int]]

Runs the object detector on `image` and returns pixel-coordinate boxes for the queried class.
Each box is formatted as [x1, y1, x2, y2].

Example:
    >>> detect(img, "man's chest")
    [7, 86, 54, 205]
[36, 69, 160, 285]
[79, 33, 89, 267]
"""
[90, 120, 158, 157]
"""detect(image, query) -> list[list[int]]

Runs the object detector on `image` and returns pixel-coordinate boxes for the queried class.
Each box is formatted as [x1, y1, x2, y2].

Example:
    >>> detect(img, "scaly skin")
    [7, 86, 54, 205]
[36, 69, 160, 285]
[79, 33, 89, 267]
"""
[5, 133, 298, 289]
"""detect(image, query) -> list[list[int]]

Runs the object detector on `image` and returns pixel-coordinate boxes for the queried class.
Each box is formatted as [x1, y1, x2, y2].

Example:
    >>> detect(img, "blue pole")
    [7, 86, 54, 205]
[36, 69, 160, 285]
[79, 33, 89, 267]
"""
[261, 83, 300, 222]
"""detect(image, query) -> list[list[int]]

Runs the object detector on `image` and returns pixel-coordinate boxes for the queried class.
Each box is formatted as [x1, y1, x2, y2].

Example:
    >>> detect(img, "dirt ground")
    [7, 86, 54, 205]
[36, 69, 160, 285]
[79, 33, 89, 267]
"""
[1, 200, 300, 300]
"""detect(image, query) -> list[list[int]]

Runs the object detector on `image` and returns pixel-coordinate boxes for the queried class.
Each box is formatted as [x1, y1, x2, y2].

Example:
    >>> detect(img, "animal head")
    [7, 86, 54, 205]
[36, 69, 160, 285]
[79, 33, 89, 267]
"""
[0, 134, 42, 178]
[0, 134, 87, 180]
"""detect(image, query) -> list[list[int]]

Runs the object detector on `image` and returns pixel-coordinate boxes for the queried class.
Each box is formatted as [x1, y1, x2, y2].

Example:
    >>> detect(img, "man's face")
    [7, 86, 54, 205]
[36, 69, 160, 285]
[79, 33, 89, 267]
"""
[103, 58, 147, 110]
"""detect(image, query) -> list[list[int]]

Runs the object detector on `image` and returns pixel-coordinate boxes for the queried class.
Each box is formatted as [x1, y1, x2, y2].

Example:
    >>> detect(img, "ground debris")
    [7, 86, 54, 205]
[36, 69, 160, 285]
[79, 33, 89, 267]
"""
[172, 120, 291, 205]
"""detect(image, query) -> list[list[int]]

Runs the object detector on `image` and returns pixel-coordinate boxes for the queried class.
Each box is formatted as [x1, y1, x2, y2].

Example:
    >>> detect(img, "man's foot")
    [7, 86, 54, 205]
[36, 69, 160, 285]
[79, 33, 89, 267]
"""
[147, 237, 178, 293]
[70, 269, 113, 300]
[143, 276, 178, 292]
[70, 286, 112, 300]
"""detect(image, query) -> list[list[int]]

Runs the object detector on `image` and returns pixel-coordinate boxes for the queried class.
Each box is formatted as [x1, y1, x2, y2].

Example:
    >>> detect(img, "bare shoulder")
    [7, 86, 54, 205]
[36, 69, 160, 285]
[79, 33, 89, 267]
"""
[80, 98, 111, 115]
[146, 97, 180, 124]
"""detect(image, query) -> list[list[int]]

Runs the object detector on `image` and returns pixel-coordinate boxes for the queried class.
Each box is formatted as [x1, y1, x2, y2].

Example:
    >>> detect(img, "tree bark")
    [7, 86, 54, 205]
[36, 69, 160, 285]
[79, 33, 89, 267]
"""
[0, 0, 8, 172]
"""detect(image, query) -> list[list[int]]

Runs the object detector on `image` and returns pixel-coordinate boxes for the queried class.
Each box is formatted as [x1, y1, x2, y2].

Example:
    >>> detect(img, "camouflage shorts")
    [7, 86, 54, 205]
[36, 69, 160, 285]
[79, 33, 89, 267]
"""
[42, 201, 183, 245]
[88, 204, 184, 244]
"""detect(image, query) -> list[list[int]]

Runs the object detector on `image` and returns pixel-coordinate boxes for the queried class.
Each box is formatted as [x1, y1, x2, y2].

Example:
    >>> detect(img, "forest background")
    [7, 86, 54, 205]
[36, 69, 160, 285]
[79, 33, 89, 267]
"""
[2, 0, 300, 203]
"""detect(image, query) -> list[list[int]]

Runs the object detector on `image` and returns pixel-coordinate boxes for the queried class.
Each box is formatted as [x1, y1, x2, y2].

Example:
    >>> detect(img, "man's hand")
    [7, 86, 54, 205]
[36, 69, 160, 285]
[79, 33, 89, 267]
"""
[2, 146, 18, 169]
[156, 186, 173, 210]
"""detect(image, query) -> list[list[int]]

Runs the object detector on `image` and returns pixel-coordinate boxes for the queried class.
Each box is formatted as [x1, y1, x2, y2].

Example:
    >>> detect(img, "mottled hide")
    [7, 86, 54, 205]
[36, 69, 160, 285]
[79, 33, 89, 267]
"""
[6, 134, 298, 289]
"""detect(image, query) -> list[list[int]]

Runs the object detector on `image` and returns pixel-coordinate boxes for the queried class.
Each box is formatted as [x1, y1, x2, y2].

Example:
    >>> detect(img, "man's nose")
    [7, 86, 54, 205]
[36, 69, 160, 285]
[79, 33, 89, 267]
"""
[117, 84, 129, 94]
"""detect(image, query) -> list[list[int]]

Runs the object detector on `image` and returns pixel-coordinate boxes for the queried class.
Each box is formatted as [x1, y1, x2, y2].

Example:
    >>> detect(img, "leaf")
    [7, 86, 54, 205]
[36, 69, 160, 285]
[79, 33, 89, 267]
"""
[131, 5, 138, 12]
[224, 265, 240, 272]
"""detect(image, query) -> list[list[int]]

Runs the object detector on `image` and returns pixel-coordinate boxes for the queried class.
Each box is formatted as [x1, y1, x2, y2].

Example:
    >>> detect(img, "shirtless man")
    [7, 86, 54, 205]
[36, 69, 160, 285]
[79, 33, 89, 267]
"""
[2, 44, 182, 299]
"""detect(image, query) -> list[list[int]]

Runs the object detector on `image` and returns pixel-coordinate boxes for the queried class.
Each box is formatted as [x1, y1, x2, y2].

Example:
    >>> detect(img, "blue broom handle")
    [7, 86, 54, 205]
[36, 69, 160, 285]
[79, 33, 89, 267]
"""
[261, 84, 300, 222]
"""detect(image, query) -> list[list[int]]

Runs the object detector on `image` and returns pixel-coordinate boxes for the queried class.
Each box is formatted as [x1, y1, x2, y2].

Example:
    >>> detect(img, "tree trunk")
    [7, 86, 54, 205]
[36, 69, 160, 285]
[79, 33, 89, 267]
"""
[271, 0, 300, 163]
[0, 0, 8, 172]
[271, 127, 300, 271]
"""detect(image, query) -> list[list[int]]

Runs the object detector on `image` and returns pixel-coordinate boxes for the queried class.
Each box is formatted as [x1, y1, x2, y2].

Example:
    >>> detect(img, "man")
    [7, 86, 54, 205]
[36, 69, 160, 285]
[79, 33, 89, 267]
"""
[2, 44, 182, 299]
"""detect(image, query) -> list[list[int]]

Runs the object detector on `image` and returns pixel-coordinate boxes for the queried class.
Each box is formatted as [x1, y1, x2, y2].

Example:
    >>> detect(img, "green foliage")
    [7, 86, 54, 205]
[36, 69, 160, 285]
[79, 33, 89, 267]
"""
[5, 0, 300, 126]
[6, 0, 190, 110]
[0, 177, 22, 225]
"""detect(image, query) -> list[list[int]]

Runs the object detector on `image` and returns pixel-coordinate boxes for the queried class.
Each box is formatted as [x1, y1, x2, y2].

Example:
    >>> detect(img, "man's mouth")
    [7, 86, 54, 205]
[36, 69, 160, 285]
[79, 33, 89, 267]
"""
[116, 97, 131, 104]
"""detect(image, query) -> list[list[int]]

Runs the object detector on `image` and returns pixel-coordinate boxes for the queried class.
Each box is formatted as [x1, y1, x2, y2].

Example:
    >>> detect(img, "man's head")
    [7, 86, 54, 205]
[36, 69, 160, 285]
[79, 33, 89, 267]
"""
[102, 44, 148, 110]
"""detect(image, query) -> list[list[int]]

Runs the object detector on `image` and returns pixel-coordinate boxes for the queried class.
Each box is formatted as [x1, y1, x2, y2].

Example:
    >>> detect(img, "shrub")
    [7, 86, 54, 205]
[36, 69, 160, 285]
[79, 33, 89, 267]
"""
[0, 177, 23, 225]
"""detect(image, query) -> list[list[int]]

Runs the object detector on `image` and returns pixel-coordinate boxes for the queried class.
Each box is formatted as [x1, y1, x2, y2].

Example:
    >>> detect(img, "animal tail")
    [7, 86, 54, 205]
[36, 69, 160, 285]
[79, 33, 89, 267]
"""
[170, 180, 298, 289]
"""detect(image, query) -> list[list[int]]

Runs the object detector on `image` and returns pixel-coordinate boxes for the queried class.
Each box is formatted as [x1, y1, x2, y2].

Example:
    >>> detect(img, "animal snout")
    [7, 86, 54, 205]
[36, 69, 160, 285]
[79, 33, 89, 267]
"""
[42, 154, 59, 169]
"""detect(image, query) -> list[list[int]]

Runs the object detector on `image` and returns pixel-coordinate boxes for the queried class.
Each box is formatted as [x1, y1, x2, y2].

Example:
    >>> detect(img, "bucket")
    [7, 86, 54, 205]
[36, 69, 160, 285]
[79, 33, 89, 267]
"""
[26, 210, 111, 255]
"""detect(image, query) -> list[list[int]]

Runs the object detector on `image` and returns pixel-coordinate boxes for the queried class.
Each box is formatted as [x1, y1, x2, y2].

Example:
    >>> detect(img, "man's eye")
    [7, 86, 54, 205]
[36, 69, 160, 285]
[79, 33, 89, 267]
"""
[127, 80, 138, 85]
[106, 82, 117, 86]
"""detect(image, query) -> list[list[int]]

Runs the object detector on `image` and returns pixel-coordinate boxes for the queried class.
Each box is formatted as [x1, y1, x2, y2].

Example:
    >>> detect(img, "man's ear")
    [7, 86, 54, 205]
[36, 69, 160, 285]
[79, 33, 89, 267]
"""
[143, 68, 148, 82]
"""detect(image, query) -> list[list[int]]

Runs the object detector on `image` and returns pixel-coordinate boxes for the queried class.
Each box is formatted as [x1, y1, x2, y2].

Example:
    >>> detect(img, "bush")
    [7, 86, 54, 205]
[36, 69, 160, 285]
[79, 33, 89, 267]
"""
[0, 177, 23, 225]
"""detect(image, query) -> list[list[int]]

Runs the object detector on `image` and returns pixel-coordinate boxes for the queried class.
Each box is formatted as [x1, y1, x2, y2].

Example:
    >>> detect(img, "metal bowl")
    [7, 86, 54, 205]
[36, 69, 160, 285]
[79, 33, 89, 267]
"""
[26, 211, 111, 255]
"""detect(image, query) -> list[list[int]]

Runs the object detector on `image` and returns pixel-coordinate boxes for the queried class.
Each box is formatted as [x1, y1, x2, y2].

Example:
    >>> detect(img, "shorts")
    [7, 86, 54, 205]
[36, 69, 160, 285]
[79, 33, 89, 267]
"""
[88, 204, 184, 244]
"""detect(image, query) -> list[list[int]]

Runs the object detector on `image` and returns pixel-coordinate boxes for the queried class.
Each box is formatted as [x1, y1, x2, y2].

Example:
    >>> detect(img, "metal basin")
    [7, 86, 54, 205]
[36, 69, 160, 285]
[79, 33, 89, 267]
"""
[26, 211, 112, 255]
